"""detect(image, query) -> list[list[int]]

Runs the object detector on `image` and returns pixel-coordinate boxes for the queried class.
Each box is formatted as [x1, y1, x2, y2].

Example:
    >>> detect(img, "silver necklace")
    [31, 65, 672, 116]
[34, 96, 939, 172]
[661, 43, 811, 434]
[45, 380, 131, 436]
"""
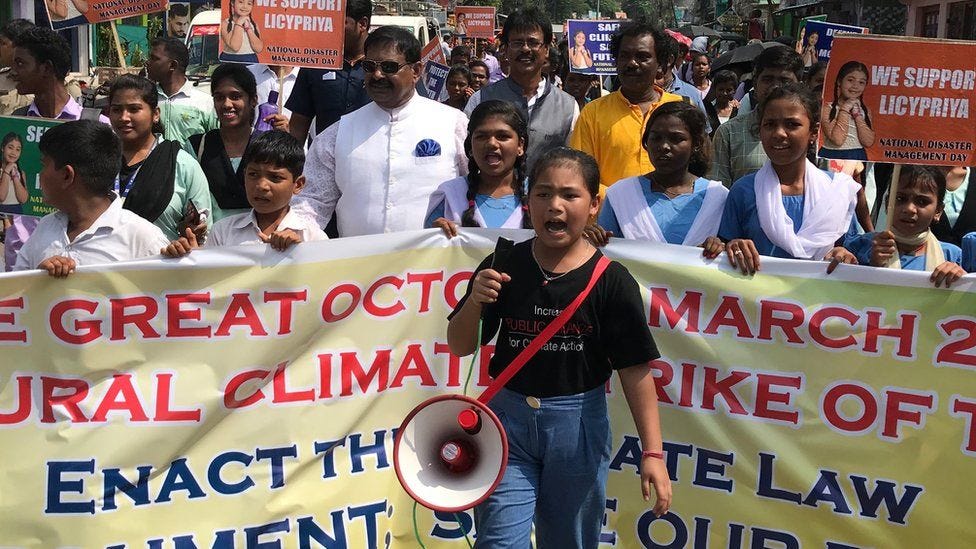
[531, 239, 589, 286]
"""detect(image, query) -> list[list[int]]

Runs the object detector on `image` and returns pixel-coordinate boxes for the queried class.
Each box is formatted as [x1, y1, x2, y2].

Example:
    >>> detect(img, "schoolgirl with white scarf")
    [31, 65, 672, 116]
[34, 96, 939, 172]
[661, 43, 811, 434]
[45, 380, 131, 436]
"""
[588, 101, 728, 259]
[716, 83, 860, 275]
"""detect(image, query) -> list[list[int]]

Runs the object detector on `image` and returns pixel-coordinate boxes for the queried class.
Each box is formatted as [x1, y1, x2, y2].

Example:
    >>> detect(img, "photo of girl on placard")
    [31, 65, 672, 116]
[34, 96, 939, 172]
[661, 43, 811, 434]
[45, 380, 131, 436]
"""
[0, 132, 27, 213]
[220, 0, 263, 63]
[820, 60, 875, 161]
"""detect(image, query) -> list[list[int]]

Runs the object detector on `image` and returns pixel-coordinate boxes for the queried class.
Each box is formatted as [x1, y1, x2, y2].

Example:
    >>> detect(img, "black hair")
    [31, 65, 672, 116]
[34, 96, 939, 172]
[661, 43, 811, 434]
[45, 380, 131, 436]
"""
[758, 81, 820, 131]
[39, 120, 121, 196]
[753, 45, 803, 81]
[828, 60, 872, 127]
[13, 26, 71, 80]
[2, 132, 23, 175]
[210, 63, 258, 125]
[643, 101, 712, 177]
[451, 45, 471, 59]
[347, 0, 373, 23]
[899, 166, 947, 207]
[108, 74, 165, 135]
[468, 59, 489, 74]
[242, 130, 305, 179]
[500, 7, 552, 47]
[528, 147, 600, 198]
[712, 69, 738, 88]
[168, 3, 188, 18]
[150, 36, 190, 72]
[447, 64, 473, 85]
[610, 19, 670, 69]
[805, 61, 828, 84]
[0, 18, 33, 43]
[462, 100, 530, 228]
[364, 25, 421, 63]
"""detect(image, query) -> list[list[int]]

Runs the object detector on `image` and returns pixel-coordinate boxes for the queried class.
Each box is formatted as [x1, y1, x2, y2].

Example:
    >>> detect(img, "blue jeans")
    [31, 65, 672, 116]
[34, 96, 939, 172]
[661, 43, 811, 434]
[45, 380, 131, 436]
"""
[474, 386, 611, 548]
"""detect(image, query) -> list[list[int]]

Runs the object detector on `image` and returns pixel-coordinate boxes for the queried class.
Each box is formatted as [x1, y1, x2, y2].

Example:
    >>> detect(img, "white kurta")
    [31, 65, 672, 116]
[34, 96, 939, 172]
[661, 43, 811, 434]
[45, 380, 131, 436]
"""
[295, 93, 469, 237]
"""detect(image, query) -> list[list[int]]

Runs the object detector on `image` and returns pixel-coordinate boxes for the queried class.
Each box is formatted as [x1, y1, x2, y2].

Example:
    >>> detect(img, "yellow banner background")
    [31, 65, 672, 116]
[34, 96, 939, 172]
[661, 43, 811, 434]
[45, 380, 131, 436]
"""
[0, 229, 974, 548]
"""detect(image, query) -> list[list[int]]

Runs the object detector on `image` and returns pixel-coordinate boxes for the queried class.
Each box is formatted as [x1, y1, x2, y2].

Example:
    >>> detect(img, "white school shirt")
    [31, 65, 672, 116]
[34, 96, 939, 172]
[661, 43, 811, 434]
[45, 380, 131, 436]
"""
[208, 209, 327, 247]
[13, 196, 168, 271]
[294, 92, 469, 237]
[248, 64, 299, 119]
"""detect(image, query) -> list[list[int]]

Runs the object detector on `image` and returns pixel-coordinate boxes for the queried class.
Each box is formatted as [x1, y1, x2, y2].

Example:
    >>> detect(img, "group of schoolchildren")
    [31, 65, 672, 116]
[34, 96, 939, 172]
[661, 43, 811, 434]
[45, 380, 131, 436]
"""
[424, 84, 968, 288]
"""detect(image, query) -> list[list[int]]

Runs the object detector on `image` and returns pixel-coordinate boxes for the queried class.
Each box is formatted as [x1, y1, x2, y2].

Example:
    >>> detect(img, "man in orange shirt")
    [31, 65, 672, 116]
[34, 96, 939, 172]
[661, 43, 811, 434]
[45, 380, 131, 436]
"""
[569, 20, 682, 188]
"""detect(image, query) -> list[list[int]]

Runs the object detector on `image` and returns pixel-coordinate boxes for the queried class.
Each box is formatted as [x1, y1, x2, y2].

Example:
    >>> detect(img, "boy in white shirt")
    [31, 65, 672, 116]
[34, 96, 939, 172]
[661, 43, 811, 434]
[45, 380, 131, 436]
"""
[13, 120, 169, 276]
[162, 130, 325, 257]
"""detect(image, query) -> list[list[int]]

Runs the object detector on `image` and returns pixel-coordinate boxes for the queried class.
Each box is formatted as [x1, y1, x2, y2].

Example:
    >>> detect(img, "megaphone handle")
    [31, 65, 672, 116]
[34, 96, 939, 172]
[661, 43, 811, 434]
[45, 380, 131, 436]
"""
[477, 256, 611, 405]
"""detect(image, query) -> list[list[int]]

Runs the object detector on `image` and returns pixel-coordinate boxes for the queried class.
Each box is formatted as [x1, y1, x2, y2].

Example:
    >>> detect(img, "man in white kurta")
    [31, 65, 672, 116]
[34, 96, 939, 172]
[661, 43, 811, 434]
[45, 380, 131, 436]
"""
[294, 26, 468, 237]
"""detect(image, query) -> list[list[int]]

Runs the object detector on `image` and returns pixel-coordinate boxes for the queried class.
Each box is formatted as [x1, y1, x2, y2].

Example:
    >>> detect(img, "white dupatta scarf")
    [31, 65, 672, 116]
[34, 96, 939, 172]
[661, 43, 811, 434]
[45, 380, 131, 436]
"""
[606, 177, 728, 245]
[754, 160, 859, 260]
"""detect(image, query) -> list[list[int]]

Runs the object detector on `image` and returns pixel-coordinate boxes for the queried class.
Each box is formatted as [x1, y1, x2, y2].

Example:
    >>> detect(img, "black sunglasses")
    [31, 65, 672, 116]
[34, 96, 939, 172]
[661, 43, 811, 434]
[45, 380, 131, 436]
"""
[362, 59, 412, 75]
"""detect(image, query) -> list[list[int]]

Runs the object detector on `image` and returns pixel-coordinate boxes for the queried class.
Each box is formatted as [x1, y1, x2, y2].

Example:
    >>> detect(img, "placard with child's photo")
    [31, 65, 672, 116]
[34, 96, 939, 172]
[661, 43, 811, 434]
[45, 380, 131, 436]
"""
[0, 116, 62, 216]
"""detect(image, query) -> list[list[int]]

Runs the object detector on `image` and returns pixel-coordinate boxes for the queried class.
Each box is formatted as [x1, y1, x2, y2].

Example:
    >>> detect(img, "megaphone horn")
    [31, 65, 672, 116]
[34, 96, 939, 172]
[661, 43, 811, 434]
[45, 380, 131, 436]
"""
[393, 394, 508, 513]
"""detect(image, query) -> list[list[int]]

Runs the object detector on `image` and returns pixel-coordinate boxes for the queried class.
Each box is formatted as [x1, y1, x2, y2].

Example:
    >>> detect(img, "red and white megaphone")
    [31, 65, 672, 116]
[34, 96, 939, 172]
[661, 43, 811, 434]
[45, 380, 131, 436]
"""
[393, 238, 609, 513]
[393, 394, 508, 512]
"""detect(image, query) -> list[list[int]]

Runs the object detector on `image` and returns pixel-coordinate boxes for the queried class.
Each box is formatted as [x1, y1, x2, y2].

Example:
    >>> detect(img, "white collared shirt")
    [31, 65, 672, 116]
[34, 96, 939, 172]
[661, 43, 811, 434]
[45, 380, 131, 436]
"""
[294, 92, 469, 237]
[248, 64, 300, 119]
[157, 79, 213, 113]
[13, 196, 168, 271]
[464, 79, 580, 129]
[208, 208, 327, 247]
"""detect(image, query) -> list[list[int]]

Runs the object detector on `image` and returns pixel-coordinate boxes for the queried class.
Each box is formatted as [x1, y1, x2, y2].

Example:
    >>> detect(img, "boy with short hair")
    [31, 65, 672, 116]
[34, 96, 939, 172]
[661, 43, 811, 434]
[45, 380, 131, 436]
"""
[13, 120, 169, 276]
[162, 130, 325, 257]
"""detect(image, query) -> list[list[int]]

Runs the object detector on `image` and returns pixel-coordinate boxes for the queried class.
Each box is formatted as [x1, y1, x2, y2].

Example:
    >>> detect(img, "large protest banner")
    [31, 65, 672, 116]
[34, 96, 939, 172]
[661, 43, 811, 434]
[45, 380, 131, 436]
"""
[819, 35, 976, 164]
[796, 20, 868, 65]
[566, 19, 624, 75]
[0, 116, 62, 217]
[453, 7, 495, 40]
[47, 0, 168, 31]
[1, 229, 976, 547]
[218, 0, 345, 68]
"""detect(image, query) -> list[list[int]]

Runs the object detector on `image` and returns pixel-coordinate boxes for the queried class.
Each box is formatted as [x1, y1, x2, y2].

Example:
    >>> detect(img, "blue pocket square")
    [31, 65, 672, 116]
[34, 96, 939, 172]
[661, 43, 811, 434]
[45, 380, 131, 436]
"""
[415, 139, 442, 157]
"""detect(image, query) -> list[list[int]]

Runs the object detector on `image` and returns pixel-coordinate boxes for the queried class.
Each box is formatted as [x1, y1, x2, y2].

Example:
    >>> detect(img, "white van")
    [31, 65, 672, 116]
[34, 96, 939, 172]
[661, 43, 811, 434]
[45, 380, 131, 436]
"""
[370, 15, 434, 45]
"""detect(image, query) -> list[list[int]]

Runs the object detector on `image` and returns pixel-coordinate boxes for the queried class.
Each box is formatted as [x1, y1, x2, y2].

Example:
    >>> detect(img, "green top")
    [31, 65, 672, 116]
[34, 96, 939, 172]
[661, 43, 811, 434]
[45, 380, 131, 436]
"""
[152, 148, 214, 240]
[157, 82, 218, 144]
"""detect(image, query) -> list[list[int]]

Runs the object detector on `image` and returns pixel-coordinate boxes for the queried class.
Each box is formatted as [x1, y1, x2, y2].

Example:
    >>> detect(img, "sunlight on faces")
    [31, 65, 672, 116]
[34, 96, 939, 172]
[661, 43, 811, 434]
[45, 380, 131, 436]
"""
[759, 97, 817, 167]
[528, 165, 599, 249]
[245, 162, 305, 216]
[363, 41, 420, 109]
[616, 34, 661, 93]
[503, 27, 548, 79]
[893, 177, 943, 234]
[212, 78, 256, 129]
[470, 115, 524, 179]
[644, 114, 693, 177]
[108, 89, 159, 144]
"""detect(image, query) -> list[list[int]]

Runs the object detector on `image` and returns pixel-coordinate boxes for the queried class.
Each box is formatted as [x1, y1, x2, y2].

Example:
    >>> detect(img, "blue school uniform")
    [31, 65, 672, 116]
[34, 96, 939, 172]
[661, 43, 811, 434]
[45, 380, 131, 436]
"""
[598, 177, 709, 244]
[718, 172, 858, 258]
[846, 233, 963, 271]
[424, 194, 522, 228]
[962, 232, 976, 272]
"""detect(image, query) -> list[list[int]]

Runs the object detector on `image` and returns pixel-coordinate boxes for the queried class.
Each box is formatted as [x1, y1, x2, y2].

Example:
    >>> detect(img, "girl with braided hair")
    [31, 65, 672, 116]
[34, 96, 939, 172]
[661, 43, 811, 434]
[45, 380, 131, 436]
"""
[425, 100, 531, 236]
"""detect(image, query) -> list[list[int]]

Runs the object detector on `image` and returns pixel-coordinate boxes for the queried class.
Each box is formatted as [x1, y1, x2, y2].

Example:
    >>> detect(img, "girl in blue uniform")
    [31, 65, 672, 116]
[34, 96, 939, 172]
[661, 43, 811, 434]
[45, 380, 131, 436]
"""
[718, 82, 859, 274]
[425, 100, 531, 236]
[589, 101, 727, 258]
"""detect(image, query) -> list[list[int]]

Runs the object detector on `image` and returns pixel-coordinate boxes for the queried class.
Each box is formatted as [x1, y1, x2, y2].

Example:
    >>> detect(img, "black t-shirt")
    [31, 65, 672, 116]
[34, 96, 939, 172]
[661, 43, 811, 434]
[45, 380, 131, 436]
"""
[451, 239, 659, 397]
